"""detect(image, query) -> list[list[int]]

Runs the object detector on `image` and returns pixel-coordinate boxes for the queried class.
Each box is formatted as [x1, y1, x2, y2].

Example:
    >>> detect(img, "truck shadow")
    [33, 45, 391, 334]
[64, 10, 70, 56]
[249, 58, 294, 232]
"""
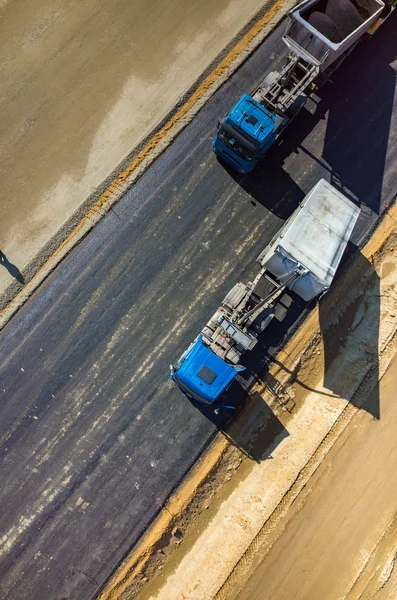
[189, 385, 289, 463]
[319, 251, 380, 419]
[227, 15, 396, 219]
[220, 158, 305, 220]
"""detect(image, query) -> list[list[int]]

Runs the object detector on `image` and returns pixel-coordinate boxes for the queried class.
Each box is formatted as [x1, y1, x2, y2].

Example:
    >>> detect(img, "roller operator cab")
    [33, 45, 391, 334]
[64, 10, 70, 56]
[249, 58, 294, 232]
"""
[170, 335, 243, 405]
[212, 94, 279, 174]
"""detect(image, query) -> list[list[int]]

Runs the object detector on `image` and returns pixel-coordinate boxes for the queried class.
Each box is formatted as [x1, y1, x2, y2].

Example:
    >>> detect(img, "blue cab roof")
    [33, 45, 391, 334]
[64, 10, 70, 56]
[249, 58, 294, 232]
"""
[172, 335, 238, 403]
[228, 94, 275, 145]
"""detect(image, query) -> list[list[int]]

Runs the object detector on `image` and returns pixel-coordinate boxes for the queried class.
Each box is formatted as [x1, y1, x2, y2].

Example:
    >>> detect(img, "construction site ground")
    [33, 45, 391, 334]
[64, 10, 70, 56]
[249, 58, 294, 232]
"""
[0, 0, 274, 303]
[232, 352, 397, 600]
[1, 6, 396, 599]
[113, 204, 397, 600]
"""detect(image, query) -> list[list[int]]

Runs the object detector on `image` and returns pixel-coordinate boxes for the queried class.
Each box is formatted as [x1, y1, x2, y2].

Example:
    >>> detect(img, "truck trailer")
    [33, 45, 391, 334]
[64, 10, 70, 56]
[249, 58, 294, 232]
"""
[170, 179, 360, 405]
[212, 0, 394, 173]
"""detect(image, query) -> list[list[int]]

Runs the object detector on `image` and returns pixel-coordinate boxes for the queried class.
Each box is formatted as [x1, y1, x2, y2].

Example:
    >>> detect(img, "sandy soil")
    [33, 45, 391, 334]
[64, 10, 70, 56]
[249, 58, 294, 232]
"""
[132, 216, 397, 600]
[0, 0, 268, 293]
[234, 352, 397, 600]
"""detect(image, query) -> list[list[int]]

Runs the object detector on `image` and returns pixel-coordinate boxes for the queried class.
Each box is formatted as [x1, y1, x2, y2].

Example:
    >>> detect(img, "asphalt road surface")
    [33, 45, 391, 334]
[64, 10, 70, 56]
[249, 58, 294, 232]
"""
[0, 15, 396, 600]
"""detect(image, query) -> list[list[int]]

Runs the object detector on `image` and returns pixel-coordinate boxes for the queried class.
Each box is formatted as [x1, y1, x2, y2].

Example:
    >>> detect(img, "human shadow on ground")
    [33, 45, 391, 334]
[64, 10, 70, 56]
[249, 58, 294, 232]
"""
[223, 14, 396, 219]
[0, 252, 24, 284]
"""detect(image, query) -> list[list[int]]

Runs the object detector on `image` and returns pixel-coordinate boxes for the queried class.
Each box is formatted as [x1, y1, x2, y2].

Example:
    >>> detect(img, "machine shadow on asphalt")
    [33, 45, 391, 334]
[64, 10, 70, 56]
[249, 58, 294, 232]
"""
[220, 157, 305, 220]
[222, 16, 396, 219]
[187, 383, 289, 464]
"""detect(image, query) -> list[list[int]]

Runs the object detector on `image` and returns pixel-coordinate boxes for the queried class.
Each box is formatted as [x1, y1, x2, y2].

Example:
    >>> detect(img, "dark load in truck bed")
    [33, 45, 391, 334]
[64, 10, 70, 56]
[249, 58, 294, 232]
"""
[283, 0, 384, 69]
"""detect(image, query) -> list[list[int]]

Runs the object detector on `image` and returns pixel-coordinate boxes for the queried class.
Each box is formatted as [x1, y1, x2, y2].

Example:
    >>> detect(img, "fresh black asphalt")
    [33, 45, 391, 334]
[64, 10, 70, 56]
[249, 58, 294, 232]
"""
[0, 14, 396, 600]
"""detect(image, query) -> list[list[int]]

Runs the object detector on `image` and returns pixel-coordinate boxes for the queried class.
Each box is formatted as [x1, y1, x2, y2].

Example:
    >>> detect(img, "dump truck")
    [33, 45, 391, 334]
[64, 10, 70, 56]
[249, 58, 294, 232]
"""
[170, 180, 360, 406]
[212, 0, 394, 173]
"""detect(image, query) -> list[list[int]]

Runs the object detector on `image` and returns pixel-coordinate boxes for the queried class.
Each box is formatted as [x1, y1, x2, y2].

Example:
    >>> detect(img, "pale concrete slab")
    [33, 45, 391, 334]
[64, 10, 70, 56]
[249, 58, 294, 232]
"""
[0, 0, 269, 296]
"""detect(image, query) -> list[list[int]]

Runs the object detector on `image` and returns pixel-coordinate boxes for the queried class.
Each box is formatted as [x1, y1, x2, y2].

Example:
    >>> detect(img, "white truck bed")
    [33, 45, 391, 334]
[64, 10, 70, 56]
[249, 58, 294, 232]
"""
[283, 0, 384, 70]
[257, 179, 360, 301]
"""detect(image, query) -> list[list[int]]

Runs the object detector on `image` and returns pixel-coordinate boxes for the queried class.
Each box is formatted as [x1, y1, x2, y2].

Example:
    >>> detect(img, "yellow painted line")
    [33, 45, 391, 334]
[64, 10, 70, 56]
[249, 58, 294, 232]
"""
[0, 0, 288, 326]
